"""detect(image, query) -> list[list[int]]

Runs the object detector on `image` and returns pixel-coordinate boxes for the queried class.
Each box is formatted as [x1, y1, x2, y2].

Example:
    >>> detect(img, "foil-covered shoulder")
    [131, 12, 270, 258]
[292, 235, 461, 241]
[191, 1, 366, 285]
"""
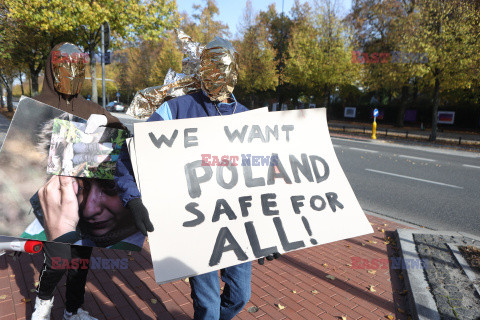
[126, 74, 201, 119]
[126, 30, 204, 119]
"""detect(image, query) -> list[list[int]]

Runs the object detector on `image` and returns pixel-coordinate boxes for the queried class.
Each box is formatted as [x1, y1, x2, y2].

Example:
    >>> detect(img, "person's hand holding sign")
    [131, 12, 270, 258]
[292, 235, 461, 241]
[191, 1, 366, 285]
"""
[39, 175, 80, 241]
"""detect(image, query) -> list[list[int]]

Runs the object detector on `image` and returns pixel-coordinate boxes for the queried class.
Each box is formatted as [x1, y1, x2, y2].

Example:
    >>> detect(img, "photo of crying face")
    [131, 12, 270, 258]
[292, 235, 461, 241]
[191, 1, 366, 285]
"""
[76, 178, 133, 237]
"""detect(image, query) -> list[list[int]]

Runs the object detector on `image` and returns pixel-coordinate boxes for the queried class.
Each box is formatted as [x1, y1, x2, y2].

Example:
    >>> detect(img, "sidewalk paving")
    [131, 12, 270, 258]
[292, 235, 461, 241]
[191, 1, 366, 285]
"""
[0, 214, 415, 320]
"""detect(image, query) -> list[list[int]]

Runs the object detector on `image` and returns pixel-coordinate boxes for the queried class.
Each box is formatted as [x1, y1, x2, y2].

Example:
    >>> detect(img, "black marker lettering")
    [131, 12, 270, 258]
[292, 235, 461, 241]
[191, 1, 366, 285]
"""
[290, 154, 314, 183]
[224, 125, 248, 143]
[209, 227, 248, 266]
[184, 128, 198, 148]
[273, 217, 305, 251]
[184, 160, 213, 198]
[149, 130, 178, 148]
[183, 202, 205, 227]
[212, 199, 237, 222]
[245, 221, 278, 258]
[309, 155, 330, 183]
[326, 192, 344, 212]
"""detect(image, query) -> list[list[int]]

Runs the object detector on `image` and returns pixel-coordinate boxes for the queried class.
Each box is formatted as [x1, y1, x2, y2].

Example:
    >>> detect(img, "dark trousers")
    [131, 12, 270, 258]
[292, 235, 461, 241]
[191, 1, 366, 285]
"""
[36, 242, 93, 313]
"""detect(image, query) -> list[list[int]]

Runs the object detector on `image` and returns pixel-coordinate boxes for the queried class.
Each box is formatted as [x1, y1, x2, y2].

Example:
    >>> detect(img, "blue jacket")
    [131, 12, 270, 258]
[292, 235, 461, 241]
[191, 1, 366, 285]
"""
[114, 91, 249, 206]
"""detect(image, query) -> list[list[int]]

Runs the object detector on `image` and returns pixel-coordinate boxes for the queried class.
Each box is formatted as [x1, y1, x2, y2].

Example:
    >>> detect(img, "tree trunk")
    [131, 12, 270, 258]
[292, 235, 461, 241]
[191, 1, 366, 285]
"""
[29, 62, 41, 95]
[430, 73, 440, 141]
[396, 83, 409, 127]
[19, 72, 24, 96]
[89, 47, 98, 104]
[6, 80, 13, 112]
[0, 83, 4, 108]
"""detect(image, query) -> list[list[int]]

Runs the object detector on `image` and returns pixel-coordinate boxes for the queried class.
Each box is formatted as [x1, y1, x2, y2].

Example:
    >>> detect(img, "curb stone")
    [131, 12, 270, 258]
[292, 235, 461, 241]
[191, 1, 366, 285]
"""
[396, 229, 441, 320]
[447, 243, 480, 298]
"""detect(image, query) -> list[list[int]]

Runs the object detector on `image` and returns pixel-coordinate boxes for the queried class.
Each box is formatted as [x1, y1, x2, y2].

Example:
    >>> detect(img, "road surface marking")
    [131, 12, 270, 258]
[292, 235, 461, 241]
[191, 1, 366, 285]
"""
[398, 155, 435, 162]
[463, 164, 480, 169]
[349, 147, 378, 153]
[365, 169, 463, 189]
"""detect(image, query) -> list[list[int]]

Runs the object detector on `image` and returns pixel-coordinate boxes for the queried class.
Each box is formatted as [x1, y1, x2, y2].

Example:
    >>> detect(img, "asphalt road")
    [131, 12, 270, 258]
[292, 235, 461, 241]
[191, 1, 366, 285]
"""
[332, 136, 480, 236]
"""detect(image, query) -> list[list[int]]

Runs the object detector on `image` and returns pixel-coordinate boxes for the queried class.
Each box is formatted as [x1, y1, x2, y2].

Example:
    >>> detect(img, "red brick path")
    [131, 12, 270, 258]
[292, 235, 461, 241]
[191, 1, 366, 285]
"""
[0, 214, 413, 320]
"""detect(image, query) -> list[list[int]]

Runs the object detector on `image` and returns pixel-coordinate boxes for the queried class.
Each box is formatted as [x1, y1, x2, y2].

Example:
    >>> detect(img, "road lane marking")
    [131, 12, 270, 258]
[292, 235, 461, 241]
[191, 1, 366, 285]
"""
[463, 164, 480, 169]
[349, 147, 378, 153]
[365, 169, 463, 189]
[398, 155, 435, 162]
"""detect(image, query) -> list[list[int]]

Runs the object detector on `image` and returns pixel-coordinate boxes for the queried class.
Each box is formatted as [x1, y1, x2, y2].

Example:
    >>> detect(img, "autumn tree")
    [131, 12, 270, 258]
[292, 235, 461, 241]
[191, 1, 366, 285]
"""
[402, 0, 480, 140]
[235, 1, 278, 108]
[5, 0, 179, 103]
[285, 0, 359, 113]
[180, 0, 229, 44]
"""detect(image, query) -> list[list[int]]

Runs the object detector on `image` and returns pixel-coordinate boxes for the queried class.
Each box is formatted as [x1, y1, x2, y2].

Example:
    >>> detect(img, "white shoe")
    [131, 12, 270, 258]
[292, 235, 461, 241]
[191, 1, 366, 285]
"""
[63, 308, 98, 320]
[31, 296, 54, 320]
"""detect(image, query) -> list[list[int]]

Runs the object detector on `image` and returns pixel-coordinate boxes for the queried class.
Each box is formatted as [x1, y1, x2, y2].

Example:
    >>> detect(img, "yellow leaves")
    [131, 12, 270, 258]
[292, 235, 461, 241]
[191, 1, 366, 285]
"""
[322, 263, 328, 267]
[184, 278, 189, 283]
[368, 285, 376, 292]
[386, 315, 394, 320]
[21, 298, 31, 303]
[150, 298, 157, 304]
[340, 316, 347, 320]
[291, 290, 297, 294]
[367, 270, 377, 275]
[0, 295, 7, 300]
[311, 290, 319, 295]
[275, 303, 286, 310]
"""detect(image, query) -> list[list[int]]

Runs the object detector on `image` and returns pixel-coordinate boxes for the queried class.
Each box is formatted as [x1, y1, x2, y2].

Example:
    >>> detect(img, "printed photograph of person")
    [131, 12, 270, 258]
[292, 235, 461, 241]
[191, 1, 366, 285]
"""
[24, 176, 144, 251]
[0, 97, 144, 251]
[47, 118, 127, 180]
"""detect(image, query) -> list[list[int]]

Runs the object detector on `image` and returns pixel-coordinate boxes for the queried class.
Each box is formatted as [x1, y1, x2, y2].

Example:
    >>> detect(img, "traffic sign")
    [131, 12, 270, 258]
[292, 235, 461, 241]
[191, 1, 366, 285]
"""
[373, 108, 379, 117]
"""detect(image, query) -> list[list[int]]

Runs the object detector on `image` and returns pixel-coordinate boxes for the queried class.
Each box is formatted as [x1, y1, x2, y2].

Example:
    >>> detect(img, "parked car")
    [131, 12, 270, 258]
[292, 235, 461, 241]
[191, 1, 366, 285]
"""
[106, 101, 126, 113]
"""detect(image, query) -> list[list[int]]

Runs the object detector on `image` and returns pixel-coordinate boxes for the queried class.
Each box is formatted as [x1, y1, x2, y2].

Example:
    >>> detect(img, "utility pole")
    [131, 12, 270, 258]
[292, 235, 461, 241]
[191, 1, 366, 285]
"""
[101, 23, 106, 109]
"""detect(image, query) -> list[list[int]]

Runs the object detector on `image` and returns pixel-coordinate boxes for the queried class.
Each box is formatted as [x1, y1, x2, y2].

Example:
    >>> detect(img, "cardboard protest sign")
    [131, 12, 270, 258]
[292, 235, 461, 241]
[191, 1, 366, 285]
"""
[128, 107, 269, 195]
[133, 108, 373, 284]
[47, 119, 128, 180]
[0, 97, 144, 251]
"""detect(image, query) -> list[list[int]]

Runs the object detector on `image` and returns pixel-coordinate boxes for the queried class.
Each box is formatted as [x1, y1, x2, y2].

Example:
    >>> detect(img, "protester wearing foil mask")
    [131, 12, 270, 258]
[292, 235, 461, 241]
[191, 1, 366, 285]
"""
[115, 37, 257, 320]
[30, 42, 124, 320]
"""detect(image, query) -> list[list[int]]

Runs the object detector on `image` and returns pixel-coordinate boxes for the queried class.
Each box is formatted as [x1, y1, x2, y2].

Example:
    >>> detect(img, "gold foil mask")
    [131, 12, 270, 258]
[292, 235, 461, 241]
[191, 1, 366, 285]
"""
[51, 43, 88, 95]
[199, 37, 238, 102]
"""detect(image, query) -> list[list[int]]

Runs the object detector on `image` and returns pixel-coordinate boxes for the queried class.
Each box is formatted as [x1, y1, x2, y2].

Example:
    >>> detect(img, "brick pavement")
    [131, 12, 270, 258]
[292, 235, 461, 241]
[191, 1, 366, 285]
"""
[0, 214, 414, 320]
